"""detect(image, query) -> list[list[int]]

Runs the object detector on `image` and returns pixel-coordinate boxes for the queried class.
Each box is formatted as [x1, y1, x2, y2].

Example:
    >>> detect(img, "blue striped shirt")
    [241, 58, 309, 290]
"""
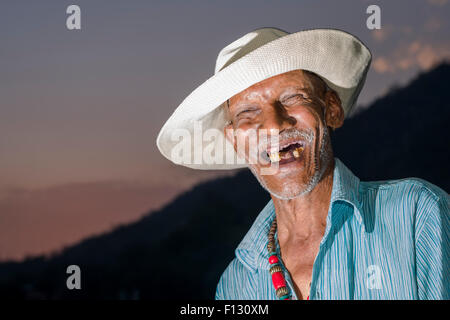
[215, 158, 449, 300]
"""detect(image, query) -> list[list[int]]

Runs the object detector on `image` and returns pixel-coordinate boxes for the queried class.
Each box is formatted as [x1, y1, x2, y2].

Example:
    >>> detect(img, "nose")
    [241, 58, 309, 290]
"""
[261, 100, 297, 132]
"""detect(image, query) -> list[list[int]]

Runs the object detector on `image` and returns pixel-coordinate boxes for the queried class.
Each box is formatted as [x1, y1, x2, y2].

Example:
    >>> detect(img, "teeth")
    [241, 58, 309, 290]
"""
[268, 146, 304, 162]
[293, 147, 304, 158]
[269, 152, 280, 162]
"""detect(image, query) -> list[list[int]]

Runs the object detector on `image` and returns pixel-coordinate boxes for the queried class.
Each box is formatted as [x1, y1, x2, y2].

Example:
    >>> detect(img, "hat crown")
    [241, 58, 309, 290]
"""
[214, 28, 289, 74]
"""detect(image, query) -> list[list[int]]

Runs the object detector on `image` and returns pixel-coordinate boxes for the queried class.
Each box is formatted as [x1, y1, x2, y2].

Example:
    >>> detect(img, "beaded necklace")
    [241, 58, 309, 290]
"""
[267, 218, 309, 300]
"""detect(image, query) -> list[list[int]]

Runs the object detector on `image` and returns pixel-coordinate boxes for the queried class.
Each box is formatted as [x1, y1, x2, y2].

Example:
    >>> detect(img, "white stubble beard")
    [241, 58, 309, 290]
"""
[248, 125, 332, 200]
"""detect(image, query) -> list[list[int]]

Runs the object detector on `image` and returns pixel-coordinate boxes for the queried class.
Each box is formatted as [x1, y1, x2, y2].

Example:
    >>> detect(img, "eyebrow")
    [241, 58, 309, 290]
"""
[282, 86, 310, 93]
[228, 98, 258, 109]
[279, 86, 311, 99]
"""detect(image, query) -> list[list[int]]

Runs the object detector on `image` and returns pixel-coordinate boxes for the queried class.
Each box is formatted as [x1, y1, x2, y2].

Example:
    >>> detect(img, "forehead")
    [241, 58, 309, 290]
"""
[229, 69, 312, 103]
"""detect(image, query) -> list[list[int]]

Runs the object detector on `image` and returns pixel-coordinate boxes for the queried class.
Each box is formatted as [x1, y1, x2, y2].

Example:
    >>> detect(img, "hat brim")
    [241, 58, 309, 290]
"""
[157, 28, 371, 170]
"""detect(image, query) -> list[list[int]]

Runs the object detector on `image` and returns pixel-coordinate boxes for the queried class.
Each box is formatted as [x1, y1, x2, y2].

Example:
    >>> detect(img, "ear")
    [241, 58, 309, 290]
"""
[324, 90, 344, 130]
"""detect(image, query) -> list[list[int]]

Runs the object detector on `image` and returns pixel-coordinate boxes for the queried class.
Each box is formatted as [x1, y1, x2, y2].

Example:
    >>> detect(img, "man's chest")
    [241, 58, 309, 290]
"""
[280, 239, 321, 299]
[280, 231, 419, 300]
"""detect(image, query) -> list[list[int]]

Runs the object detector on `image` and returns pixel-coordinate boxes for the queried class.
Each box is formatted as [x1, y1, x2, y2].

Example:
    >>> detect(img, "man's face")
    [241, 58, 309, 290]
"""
[224, 69, 344, 199]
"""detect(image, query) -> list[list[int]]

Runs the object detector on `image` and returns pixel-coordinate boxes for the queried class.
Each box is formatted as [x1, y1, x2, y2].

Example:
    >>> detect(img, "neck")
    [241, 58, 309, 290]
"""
[271, 158, 335, 243]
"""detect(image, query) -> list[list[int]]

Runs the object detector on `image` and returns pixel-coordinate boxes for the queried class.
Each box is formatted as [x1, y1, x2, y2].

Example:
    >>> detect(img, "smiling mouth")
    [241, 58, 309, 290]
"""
[264, 141, 305, 164]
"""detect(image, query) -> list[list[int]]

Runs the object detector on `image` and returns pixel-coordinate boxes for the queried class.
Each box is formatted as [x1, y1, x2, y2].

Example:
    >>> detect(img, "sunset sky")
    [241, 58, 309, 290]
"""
[1, 0, 449, 261]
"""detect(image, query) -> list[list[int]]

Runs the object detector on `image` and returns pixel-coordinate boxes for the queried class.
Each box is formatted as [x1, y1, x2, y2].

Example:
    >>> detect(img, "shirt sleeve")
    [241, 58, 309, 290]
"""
[415, 185, 450, 300]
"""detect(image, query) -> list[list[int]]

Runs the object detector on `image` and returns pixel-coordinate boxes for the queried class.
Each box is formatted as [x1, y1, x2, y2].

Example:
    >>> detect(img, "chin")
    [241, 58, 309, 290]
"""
[250, 164, 319, 200]
[270, 178, 318, 200]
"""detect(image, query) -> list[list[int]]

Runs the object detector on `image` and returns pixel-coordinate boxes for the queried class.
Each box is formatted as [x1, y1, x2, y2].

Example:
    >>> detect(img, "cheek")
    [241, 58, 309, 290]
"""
[235, 121, 258, 131]
[290, 107, 322, 129]
[233, 122, 260, 148]
[232, 126, 260, 160]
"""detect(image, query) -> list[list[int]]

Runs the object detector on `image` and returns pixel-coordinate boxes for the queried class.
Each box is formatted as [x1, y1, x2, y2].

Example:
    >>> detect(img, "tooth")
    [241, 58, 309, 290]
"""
[293, 147, 304, 158]
[269, 152, 280, 162]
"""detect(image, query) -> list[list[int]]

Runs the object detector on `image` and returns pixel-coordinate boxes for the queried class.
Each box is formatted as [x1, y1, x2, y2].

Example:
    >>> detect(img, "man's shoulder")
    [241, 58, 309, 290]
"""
[359, 177, 448, 231]
[360, 176, 448, 205]
[215, 258, 256, 300]
[215, 200, 274, 300]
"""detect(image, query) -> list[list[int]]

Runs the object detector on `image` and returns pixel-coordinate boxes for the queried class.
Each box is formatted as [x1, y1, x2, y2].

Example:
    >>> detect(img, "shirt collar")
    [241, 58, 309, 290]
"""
[235, 158, 363, 273]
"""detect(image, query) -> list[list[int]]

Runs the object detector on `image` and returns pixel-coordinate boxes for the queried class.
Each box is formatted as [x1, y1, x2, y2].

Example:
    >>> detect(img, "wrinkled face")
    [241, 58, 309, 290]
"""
[224, 69, 344, 200]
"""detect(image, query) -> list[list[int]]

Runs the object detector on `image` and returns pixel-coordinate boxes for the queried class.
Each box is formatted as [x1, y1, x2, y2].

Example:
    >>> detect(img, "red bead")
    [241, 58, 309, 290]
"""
[269, 255, 279, 264]
[271, 271, 286, 289]
[307, 295, 309, 300]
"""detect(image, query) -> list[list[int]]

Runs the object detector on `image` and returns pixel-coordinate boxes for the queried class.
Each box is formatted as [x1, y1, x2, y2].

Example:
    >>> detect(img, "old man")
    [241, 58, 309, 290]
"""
[156, 28, 449, 300]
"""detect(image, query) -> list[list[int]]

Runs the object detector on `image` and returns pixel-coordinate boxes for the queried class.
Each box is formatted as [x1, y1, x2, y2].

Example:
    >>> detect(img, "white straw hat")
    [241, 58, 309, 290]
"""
[156, 27, 372, 170]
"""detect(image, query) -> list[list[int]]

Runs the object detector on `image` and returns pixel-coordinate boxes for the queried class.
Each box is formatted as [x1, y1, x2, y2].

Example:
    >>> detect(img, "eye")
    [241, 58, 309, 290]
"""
[236, 108, 258, 118]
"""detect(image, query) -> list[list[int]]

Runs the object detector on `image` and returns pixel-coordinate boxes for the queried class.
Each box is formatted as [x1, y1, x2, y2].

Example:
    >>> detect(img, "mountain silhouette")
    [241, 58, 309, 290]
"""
[0, 63, 449, 300]
[333, 63, 449, 189]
